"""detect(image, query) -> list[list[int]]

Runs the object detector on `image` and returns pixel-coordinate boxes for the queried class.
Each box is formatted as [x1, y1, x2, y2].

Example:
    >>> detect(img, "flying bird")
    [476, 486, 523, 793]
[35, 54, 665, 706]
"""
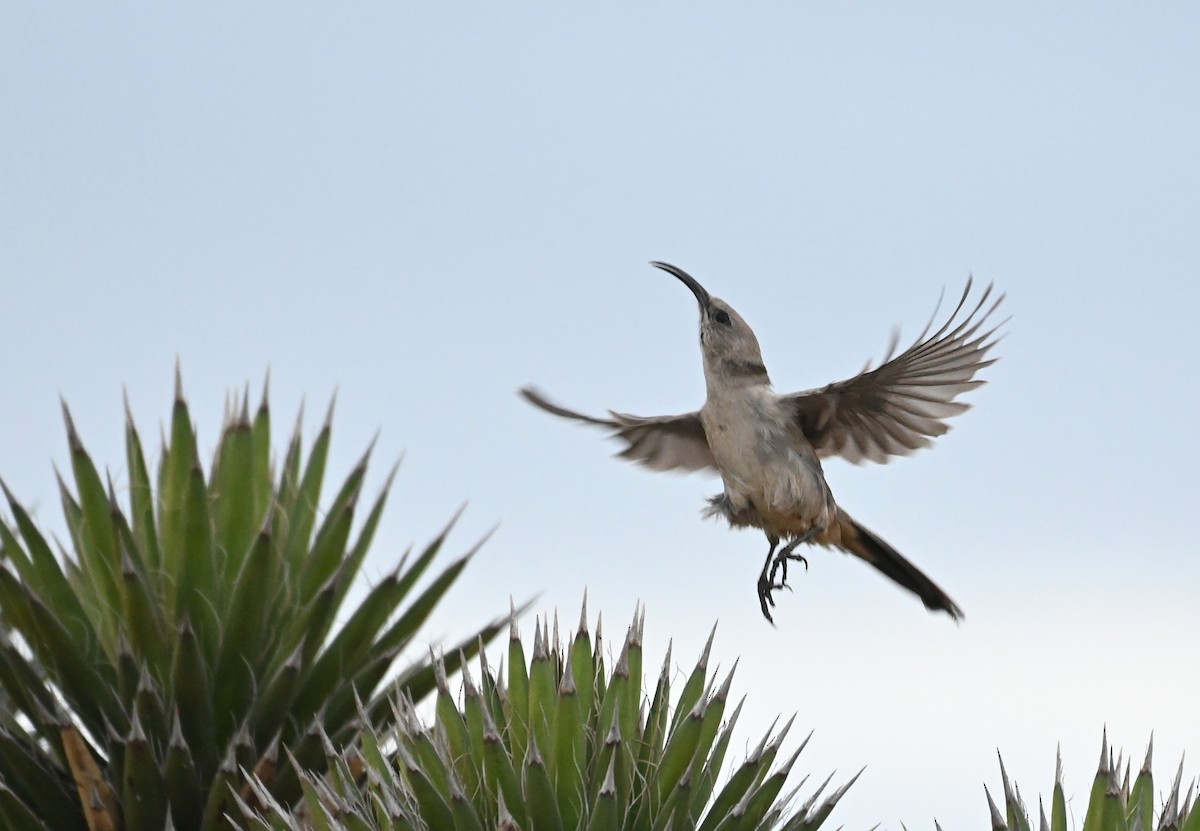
[521, 262, 1005, 623]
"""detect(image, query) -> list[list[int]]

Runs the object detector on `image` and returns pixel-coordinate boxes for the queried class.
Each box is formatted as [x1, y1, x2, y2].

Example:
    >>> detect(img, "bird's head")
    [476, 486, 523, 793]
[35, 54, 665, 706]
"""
[651, 261, 770, 386]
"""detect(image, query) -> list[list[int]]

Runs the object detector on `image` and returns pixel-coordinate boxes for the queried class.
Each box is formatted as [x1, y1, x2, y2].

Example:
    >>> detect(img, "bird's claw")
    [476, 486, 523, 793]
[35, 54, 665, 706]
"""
[757, 575, 777, 624]
[757, 545, 810, 623]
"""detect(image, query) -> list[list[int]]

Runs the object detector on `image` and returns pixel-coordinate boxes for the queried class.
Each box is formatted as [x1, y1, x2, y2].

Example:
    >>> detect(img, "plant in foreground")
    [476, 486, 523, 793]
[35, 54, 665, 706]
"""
[986, 731, 1200, 831]
[241, 602, 858, 830]
[0, 374, 509, 830]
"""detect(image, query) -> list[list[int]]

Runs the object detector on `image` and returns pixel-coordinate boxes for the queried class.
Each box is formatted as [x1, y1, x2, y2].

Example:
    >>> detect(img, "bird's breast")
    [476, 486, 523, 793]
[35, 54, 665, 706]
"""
[700, 393, 833, 532]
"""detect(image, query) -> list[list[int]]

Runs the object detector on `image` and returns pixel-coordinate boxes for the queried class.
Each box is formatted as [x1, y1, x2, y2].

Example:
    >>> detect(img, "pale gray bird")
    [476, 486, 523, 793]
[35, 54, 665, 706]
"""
[521, 262, 1005, 623]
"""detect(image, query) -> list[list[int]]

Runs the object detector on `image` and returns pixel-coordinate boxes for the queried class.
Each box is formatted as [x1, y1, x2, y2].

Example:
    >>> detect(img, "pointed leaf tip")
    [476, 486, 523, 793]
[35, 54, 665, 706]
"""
[698, 620, 717, 669]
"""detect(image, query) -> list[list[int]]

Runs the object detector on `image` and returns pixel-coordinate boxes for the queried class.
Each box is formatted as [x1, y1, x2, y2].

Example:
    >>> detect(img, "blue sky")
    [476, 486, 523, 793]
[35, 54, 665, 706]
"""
[3, 4, 1198, 827]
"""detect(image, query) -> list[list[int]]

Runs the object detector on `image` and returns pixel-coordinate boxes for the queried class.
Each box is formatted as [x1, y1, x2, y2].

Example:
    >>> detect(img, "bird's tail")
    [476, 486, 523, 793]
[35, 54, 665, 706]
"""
[827, 509, 964, 621]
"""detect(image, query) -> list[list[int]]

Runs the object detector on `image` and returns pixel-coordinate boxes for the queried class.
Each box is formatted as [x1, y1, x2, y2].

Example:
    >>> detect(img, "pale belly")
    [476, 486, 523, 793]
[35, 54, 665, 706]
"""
[701, 402, 835, 536]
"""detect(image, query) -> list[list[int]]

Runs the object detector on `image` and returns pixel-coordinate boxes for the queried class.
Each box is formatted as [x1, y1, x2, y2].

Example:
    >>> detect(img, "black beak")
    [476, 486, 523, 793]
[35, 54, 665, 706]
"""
[650, 261, 710, 310]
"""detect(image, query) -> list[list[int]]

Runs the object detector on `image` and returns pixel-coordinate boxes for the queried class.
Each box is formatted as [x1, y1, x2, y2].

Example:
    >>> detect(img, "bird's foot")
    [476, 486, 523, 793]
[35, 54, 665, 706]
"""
[769, 549, 809, 588]
[758, 532, 815, 621]
[757, 572, 778, 624]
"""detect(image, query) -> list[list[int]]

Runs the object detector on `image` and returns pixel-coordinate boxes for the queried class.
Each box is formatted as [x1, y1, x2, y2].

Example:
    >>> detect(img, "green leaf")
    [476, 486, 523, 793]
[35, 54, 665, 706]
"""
[210, 401, 261, 586]
[123, 396, 162, 575]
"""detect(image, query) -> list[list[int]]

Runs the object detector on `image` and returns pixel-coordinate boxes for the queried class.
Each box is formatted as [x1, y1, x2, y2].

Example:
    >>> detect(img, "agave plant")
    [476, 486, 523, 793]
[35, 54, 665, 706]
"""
[985, 731, 1200, 831]
[240, 602, 858, 830]
[0, 373, 509, 831]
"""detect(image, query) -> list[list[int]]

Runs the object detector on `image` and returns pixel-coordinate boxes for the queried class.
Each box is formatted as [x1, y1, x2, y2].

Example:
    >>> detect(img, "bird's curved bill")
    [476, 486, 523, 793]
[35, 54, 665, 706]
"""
[650, 261, 710, 309]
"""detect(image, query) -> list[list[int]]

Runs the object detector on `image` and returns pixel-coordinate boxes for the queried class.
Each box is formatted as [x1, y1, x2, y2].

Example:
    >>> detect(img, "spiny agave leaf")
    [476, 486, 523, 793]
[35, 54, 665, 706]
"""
[592, 613, 606, 704]
[671, 622, 716, 736]
[587, 706, 624, 821]
[173, 464, 220, 660]
[0, 625, 60, 729]
[527, 616, 558, 776]
[0, 782, 55, 831]
[250, 377, 271, 509]
[478, 642, 506, 740]
[61, 402, 123, 647]
[133, 663, 169, 752]
[652, 693, 707, 814]
[1129, 737, 1152, 831]
[163, 713, 204, 831]
[1100, 776, 1123, 831]
[551, 655, 586, 831]
[158, 377, 200, 597]
[297, 775, 338, 831]
[624, 610, 644, 749]
[60, 721, 121, 831]
[239, 735, 282, 815]
[267, 574, 338, 679]
[794, 767, 864, 831]
[272, 721, 331, 804]
[585, 757, 620, 831]
[693, 663, 736, 771]
[740, 747, 804, 829]
[200, 746, 240, 831]
[171, 617, 217, 781]
[458, 657, 487, 802]
[369, 598, 525, 734]
[1051, 747, 1066, 831]
[639, 640, 673, 787]
[325, 461, 400, 622]
[272, 402, 305, 546]
[1082, 731, 1111, 831]
[210, 397, 262, 586]
[698, 723, 780, 831]
[690, 695, 744, 821]
[0, 484, 97, 660]
[211, 524, 276, 744]
[593, 632, 628, 768]
[432, 651, 468, 775]
[280, 398, 334, 588]
[984, 784, 1008, 831]
[391, 714, 448, 803]
[27, 591, 125, 735]
[324, 648, 414, 744]
[397, 747, 454, 831]
[243, 642, 300, 748]
[448, 772, 487, 831]
[368, 521, 486, 660]
[291, 567, 411, 722]
[523, 734, 563, 831]
[0, 725, 79, 829]
[999, 752, 1031, 831]
[124, 392, 162, 573]
[482, 696, 525, 827]
[505, 604, 531, 768]
[570, 593, 595, 724]
[655, 739, 703, 831]
[1182, 791, 1200, 831]
[297, 440, 372, 601]
[0, 568, 39, 660]
[118, 546, 168, 678]
[123, 709, 168, 831]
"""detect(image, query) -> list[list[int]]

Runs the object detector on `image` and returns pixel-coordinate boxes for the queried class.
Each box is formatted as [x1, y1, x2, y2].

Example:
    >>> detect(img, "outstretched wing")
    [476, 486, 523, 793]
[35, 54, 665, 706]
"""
[783, 277, 1006, 465]
[519, 386, 717, 473]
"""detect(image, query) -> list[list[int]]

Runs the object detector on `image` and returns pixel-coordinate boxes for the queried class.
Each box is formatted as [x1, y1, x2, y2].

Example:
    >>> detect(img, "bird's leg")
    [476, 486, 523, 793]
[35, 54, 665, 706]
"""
[757, 534, 781, 623]
[768, 529, 816, 588]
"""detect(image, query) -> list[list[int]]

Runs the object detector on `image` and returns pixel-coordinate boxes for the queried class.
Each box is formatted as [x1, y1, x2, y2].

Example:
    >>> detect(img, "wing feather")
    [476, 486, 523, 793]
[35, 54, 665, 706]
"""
[519, 386, 716, 473]
[783, 277, 1006, 465]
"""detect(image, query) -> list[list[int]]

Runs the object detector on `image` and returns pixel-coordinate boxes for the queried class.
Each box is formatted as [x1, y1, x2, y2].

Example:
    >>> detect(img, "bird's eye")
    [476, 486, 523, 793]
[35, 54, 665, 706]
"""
[713, 310, 732, 326]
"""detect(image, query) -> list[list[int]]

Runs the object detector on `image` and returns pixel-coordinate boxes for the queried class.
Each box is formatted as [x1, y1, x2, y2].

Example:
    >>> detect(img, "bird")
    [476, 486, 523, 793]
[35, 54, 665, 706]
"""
[520, 262, 1005, 623]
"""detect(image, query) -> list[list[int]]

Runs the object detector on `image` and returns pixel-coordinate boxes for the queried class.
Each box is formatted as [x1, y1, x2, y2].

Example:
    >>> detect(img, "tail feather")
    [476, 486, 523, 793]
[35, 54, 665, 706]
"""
[828, 509, 964, 620]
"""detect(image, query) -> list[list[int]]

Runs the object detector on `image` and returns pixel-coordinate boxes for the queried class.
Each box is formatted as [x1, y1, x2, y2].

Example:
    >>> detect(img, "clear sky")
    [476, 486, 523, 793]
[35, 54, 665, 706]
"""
[3, 4, 1198, 827]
